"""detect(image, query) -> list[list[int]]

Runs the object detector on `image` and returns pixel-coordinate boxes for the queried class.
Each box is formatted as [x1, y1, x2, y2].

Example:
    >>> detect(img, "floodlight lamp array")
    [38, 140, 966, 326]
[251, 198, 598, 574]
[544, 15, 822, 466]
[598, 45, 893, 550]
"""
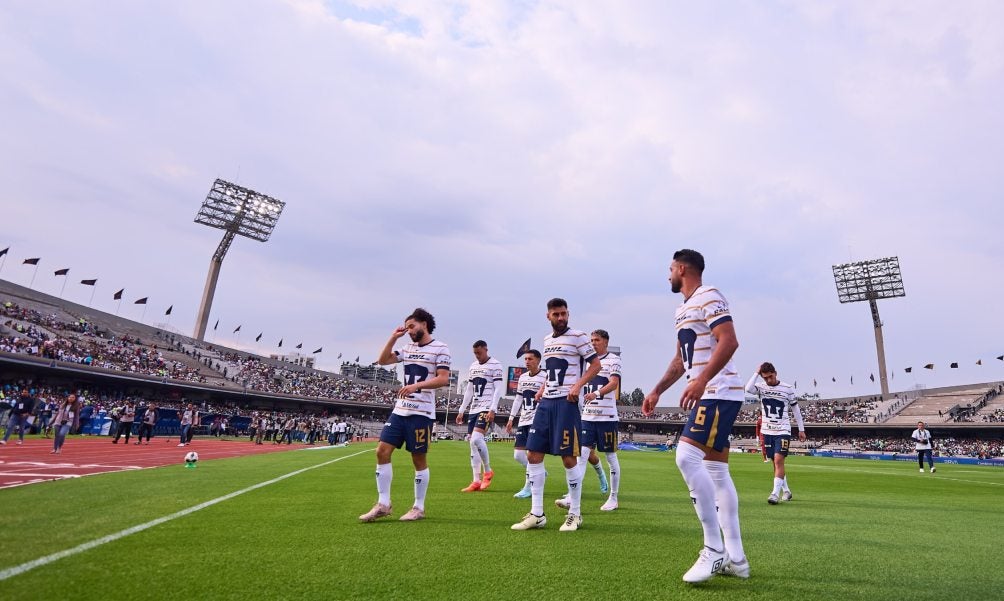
[832, 256, 905, 304]
[194, 179, 285, 243]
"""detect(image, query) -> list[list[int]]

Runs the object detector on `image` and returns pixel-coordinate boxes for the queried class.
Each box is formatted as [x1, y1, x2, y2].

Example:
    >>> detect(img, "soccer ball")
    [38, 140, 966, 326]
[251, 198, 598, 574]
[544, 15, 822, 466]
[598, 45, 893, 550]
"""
[184, 451, 199, 465]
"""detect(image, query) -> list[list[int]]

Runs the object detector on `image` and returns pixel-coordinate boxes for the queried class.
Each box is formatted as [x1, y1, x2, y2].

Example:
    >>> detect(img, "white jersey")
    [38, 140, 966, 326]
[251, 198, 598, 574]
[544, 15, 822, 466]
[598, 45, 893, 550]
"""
[466, 357, 504, 413]
[392, 339, 452, 419]
[582, 352, 622, 422]
[510, 369, 547, 428]
[911, 428, 932, 450]
[746, 376, 801, 435]
[542, 328, 597, 399]
[674, 285, 744, 402]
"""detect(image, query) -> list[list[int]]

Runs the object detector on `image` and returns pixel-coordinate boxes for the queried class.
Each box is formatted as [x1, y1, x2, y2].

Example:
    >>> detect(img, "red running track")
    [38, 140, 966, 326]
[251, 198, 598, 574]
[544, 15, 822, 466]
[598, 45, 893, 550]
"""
[0, 436, 321, 490]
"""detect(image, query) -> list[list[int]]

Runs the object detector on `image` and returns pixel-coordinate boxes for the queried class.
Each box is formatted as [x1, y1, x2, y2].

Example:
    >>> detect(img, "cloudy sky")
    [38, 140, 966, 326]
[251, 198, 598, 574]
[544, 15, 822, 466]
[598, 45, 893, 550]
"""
[2, 1, 1002, 402]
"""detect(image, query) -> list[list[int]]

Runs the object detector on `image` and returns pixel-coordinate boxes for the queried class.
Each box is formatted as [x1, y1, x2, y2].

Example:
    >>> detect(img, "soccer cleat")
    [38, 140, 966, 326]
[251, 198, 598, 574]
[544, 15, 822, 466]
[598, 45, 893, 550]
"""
[399, 507, 425, 521]
[513, 484, 532, 498]
[461, 481, 482, 492]
[598, 470, 609, 494]
[767, 493, 779, 505]
[782, 490, 792, 502]
[479, 470, 495, 491]
[919, 468, 924, 473]
[554, 496, 571, 510]
[511, 513, 547, 530]
[931, 467, 936, 473]
[600, 497, 618, 511]
[559, 514, 582, 532]
[359, 503, 392, 522]
[178, 443, 186, 447]
[682, 547, 728, 583]
[720, 557, 751, 579]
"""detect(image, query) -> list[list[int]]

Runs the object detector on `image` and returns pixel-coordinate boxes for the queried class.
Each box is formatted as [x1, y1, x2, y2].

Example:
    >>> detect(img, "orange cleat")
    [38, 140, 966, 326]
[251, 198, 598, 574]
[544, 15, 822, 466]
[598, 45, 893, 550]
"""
[461, 481, 482, 492]
[479, 470, 495, 491]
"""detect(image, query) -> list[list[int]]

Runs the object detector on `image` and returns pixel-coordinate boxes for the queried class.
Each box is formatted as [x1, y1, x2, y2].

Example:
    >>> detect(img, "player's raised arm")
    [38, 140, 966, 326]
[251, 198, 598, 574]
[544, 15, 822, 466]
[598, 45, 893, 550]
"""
[377, 326, 408, 365]
[745, 369, 762, 395]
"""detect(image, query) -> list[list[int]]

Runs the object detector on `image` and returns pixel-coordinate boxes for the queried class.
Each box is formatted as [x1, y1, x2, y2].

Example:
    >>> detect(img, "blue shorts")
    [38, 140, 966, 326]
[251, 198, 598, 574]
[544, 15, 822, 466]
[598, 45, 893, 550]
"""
[681, 399, 742, 452]
[466, 411, 491, 434]
[581, 421, 619, 453]
[514, 425, 530, 448]
[526, 397, 580, 457]
[763, 434, 791, 459]
[379, 413, 433, 454]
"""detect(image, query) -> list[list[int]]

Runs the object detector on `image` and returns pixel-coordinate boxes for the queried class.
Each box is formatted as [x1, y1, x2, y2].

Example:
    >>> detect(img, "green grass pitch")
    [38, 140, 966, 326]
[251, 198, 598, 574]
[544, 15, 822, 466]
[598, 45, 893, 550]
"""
[2, 441, 1002, 600]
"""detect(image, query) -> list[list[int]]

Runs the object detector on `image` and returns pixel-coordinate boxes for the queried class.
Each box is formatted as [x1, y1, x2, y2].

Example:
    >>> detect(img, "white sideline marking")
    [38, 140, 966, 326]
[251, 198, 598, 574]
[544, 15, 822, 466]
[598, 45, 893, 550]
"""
[798, 463, 1004, 487]
[0, 449, 369, 581]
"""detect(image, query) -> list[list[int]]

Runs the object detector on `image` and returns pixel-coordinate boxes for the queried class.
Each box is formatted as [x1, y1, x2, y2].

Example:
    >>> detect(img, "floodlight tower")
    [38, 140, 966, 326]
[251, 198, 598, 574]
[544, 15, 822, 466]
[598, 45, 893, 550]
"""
[831, 257, 906, 400]
[193, 179, 285, 341]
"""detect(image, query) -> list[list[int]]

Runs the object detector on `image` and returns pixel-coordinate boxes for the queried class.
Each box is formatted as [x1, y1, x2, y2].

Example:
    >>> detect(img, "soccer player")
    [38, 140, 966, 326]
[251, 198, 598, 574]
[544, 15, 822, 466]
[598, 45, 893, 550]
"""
[360, 308, 451, 523]
[556, 329, 620, 511]
[506, 349, 546, 498]
[912, 421, 935, 473]
[745, 362, 806, 504]
[456, 340, 505, 492]
[511, 298, 602, 533]
[642, 249, 749, 583]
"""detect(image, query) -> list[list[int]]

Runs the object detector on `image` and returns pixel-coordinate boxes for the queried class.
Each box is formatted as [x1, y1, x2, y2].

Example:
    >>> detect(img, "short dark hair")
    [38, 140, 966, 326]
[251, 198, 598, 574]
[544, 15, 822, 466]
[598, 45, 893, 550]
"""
[526, 349, 541, 360]
[760, 362, 776, 374]
[673, 249, 705, 273]
[473, 340, 487, 349]
[406, 307, 436, 334]
[546, 298, 567, 310]
[591, 329, 609, 340]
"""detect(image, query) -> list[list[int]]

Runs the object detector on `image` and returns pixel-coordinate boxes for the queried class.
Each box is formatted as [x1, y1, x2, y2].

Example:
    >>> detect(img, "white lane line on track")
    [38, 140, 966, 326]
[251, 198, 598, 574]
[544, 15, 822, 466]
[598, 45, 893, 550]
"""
[0, 448, 370, 581]
[798, 462, 1004, 487]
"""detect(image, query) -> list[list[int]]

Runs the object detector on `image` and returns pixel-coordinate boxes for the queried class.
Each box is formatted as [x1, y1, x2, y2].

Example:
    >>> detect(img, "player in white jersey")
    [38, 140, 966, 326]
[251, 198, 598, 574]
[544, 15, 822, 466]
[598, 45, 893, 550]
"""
[556, 329, 620, 511]
[911, 421, 935, 473]
[643, 249, 749, 583]
[456, 340, 505, 492]
[511, 298, 602, 533]
[506, 349, 546, 498]
[745, 362, 806, 504]
[360, 308, 451, 523]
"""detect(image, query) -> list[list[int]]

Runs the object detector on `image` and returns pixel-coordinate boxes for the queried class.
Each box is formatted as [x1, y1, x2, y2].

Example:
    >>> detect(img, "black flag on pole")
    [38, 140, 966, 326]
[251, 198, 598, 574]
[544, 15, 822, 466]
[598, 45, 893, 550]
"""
[313, 347, 322, 354]
[134, 297, 148, 305]
[355, 356, 360, 362]
[165, 305, 173, 316]
[950, 362, 959, 368]
[870, 373, 875, 382]
[924, 364, 934, 370]
[255, 333, 262, 342]
[54, 268, 69, 276]
[233, 325, 242, 334]
[905, 367, 913, 373]
[516, 338, 532, 359]
[278, 339, 283, 347]
[80, 279, 97, 286]
[0, 247, 8, 257]
[214, 319, 219, 331]
[113, 289, 124, 300]
[296, 343, 303, 349]
[23, 258, 40, 265]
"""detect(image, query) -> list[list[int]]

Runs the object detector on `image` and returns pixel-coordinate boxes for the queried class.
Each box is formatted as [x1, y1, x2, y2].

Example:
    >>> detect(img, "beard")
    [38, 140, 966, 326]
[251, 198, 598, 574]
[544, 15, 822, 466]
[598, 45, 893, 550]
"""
[671, 279, 682, 293]
[550, 318, 568, 333]
[409, 329, 425, 342]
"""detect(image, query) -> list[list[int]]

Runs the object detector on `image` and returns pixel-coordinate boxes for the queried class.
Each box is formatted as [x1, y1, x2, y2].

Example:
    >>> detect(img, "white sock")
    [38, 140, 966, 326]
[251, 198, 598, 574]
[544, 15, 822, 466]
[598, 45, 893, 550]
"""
[471, 431, 491, 473]
[414, 468, 429, 510]
[772, 477, 783, 495]
[592, 460, 604, 479]
[705, 460, 745, 563]
[528, 462, 546, 515]
[782, 476, 790, 492]
[675, 443, 723, 552]
[376, 463, 392, 506]
[576, 447, 590, 480]
[565, 465, 583, 516]
[469, 436, 483, 481]
[513, 448, 528, 467]
[606, 452, 620, 497]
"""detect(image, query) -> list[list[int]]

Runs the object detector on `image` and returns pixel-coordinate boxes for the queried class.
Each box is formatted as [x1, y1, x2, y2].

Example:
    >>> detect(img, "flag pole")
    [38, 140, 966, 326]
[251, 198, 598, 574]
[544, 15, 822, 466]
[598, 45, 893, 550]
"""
[0, 253, 7, 275]
[28, 264, 39, 289]
[88, 285, 96, 307]
[58, 276, 68, 298]
[140, 304, 148, 323]
[116, 298, 122, 315]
